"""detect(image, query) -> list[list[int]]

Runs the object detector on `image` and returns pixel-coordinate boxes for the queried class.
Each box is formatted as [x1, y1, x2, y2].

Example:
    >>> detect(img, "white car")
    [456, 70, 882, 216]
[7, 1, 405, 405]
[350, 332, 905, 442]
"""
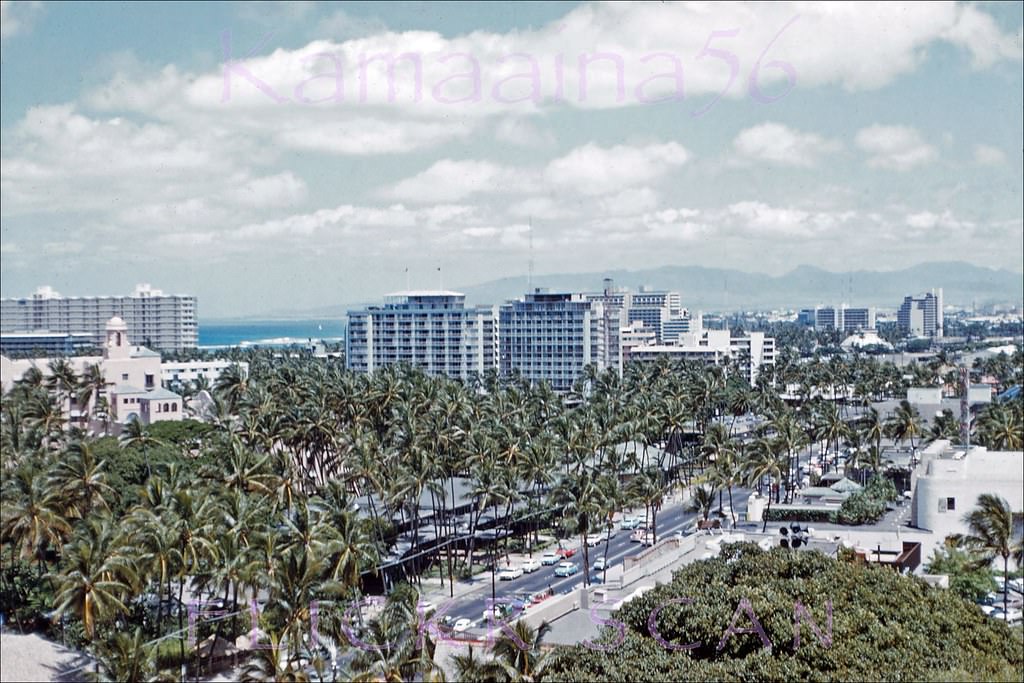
[453, 618, 473, 632]
[593, 557, 608, 572]
[521, 558, 541, 573]
[498, 565, 524, 581]
[585, 535, 603, 547]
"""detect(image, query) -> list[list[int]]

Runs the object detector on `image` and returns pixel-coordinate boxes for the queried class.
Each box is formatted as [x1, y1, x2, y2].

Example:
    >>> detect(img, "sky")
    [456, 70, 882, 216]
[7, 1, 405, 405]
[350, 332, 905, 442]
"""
[1, 1, 1022, 318]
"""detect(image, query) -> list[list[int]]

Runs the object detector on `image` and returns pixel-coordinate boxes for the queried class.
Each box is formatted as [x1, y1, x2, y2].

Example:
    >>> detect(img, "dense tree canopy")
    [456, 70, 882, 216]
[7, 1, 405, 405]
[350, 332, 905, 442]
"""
[542, 543, 1023, 682]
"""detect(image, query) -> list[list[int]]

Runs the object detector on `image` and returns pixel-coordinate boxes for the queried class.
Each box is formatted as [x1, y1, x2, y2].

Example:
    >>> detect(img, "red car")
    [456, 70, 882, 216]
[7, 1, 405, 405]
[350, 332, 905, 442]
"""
[556, 546, 576, 559]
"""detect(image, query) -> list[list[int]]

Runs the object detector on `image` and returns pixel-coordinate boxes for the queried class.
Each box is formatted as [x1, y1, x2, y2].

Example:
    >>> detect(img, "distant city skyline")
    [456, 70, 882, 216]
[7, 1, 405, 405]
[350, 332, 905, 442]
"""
[2, 1, 1022, 318]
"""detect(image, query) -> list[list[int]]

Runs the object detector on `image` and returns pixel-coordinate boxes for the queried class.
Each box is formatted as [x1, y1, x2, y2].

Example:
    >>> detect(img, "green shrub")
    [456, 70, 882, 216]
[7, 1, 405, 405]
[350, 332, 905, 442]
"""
[762, 508, 836, 523]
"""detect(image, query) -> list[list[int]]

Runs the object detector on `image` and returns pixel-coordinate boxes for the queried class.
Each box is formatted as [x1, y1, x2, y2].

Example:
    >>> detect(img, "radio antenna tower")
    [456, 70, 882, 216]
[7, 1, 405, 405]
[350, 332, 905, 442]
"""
[528, 216, 534, 290]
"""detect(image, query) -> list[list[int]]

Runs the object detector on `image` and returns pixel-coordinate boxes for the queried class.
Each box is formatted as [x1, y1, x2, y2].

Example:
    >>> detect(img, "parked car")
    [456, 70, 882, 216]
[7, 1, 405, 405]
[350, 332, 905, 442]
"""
[530, 588, 554, 604]
[593, 557, 608, 572]
[554, 561, 579, 577]
[453, 618, 473, 632]
[541, 552, 559, 566]
[498, 565, 524, 581]
[521, 558, 541, 573]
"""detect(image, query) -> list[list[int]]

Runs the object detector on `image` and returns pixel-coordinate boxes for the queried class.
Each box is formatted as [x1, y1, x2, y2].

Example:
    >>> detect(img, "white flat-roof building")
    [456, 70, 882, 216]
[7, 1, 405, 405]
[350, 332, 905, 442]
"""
[346, 291, 497, 380]
[499, 290, 607, 392]
[627, 330, 775, 385]
[161, 360, 250, 388]
[1, 284, 198, 351]
[912, 440, 1023, 542]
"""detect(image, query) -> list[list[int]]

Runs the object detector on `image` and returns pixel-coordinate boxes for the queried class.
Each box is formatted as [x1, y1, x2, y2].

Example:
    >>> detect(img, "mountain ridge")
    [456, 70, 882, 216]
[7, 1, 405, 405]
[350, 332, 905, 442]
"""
[235, 261, 1022, 320]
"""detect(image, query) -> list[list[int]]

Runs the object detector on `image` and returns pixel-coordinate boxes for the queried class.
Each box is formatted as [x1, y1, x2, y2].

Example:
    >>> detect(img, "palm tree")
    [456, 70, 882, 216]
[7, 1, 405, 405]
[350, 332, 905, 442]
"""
[551, 469, 601, 586]
[48, 441, 116, 519]
[886, 400, 923, 452]
[91, 627, 169, 682]
[746, 446, 785, 532]
[687, 484, 718, 523]
[977, 404, 1023, 450]
[1, 470, 72, 574]
[449, 644, 504, 682]
[962, 494, 1018, 619]
[240, 630, 305, 682]
[77, 363, 107, 428]
[51, 519, 137, 675]
[119, 421, 167, 479]
[491, 619, 552, 682]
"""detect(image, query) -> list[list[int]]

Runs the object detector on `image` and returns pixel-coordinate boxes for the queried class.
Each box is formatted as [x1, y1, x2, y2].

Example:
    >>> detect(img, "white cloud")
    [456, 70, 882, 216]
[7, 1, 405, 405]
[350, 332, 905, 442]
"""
[0, 0, 43, 40]
[493, 117, 556, 147]
[941, 3, 1023, 68]
[544, 142, 689, 196]
[387, 159, 538, 203]
[733, 122, 842, 167]
[855, 125, 938, 171]
[904, 209, 974, 235]
[973, 144, 1007, 166]
[599, 187, 660, 216]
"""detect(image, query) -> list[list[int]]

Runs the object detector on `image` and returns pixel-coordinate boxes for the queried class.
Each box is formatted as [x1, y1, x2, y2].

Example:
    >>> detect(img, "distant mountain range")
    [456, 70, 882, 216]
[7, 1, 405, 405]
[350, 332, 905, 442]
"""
[455, 261, 1023, 312]
[240, 261, 1022, 320]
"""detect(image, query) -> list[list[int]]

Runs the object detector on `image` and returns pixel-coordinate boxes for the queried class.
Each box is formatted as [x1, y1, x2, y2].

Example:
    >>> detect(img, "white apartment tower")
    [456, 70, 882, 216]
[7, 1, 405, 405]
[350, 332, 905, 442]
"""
[345, 291, 497, 380]
[1, 284, 198, 351]
[499, 290, 607, 392]
[898, 289, 944, 338]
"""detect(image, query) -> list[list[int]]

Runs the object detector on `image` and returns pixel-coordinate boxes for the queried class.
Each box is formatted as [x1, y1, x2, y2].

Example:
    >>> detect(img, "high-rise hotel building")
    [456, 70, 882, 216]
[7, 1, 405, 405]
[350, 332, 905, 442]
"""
[345, 291, 497, 380]
[1, 284, 197, 351]
[499, 290, 607, 392]
[898, 289, 943, 338]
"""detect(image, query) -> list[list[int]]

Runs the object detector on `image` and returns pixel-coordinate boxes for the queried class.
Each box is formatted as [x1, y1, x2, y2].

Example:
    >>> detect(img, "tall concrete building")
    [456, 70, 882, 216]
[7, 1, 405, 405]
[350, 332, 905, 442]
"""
[345, 291, 497, 380]
[626, 286, 685, 343]
[898, 289, 943, 338]
[1, 284, 197, 351]
[584, 279, 631, 371]
[799, 305, 876, 332]
[499, 290, 607, 392]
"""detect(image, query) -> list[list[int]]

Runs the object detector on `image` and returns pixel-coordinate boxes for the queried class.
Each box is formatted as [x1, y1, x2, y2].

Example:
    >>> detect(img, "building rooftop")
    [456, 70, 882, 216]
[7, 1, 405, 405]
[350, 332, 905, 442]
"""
[382, 290, 465, 298]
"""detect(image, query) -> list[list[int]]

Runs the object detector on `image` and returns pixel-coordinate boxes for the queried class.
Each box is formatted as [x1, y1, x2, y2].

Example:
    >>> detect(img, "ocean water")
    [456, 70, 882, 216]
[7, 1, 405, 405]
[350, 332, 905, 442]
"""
[199, 319, 346, 348]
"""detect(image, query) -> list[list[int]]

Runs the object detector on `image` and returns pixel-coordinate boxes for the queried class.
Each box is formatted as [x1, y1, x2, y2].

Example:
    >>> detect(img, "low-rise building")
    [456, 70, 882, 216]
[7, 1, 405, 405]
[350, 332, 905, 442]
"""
[627, 330, 775, 385]
[912, 440, 1024, 541]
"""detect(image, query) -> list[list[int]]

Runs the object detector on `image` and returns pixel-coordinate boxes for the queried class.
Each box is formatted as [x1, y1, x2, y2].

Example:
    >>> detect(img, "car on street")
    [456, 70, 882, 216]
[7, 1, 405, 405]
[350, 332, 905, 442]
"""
[554, 561, 579, 577]
[521, 558, 541, 573]
[593, 557, 608, 572]
[529, 588, 554, 604]
[620, 517, 640, 530]
[541, 552, 559, 566]
[557, 546, 577, 559]
[453, 618, 473, 632]
[585, 535, 603, 547]
[630, 529, 647, 543]
[498, 565, 524, 581]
